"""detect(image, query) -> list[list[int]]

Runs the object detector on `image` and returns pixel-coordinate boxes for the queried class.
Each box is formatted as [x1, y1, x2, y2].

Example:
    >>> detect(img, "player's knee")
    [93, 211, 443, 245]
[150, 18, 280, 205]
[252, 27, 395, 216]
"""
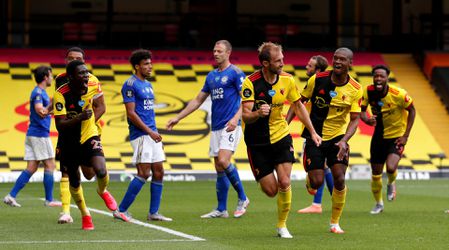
[96, 169, 107, 179]
[278, 178, 291, 190]
[216, 158, 230, 169]
[333, 175, 345, 189]
[152, 169, 164, 181]
[138, 172, 151, 180]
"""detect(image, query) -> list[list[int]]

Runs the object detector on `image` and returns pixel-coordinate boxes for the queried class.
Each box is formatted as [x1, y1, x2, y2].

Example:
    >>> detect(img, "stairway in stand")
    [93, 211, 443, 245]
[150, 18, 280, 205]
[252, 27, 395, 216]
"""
[384, 54, 449, 157]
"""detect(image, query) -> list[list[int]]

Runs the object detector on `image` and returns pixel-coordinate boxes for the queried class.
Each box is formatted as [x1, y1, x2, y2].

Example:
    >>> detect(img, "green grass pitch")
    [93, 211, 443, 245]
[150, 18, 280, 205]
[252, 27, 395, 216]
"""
[1, 179, 449, 249]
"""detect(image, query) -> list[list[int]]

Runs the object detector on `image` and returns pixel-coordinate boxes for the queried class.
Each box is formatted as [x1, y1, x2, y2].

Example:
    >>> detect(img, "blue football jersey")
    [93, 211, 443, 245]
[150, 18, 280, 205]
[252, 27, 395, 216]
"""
[27, 86, 51, 137]
[121, 75, 157, 141]
[201, 64, 245, 131]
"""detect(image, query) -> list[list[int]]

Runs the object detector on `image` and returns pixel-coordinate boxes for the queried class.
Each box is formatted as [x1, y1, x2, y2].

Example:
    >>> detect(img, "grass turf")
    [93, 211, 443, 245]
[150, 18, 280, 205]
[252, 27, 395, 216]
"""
[1, 179, 449, 249]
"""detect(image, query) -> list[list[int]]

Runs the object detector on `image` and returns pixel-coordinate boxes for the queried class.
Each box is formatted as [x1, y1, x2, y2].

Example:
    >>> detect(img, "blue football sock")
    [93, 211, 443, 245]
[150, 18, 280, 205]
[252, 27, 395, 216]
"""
[119, 176, 145, 212]
[43, 171, 54, 201]
[224, 164, 247, 201]
[325, 168, 334, 195]
[216, 171, 230, 212]
[10, 170, 32, 198]
[150, 181, 163, 215]
[313, 183, 325, 204]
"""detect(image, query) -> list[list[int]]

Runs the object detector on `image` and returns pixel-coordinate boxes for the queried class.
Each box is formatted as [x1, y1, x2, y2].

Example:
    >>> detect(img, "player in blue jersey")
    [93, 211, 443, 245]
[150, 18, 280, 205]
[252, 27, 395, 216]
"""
[4, 66, 61, 208]
[167, 40, 249, 218]
[113, 49, 172, 222]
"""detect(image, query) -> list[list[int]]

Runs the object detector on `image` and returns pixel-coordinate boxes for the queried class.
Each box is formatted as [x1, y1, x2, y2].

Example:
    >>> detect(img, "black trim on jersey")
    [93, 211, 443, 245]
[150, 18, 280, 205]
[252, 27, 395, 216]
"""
[366, 86, 387, 138]
[244, 74, 277, 146]
[302, 74, 336, 138]
[56, 84, 83, 148]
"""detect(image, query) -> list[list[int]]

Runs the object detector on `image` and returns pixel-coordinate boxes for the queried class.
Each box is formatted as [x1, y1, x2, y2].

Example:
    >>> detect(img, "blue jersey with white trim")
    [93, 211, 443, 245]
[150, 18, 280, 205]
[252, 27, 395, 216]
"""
[201, 64, 245, 131]
[121, 75, 157, 140]
[27, 86, 51, 137]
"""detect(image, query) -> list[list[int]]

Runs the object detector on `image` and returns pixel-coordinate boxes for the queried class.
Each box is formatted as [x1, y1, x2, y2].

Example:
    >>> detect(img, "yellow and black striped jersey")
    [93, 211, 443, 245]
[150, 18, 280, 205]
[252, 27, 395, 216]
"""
[241, 70, 300, 146]
[361, 84, 413, 138]
[301, 71, 363, 141]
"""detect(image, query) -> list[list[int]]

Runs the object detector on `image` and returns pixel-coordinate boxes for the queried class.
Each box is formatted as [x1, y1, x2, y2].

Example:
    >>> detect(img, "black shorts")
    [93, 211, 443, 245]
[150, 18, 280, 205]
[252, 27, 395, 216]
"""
[303, 135, 348, 171]
[246, 135, 295, 181]
[80, 136, 104, 166]
[370, 136, 404, 164]
[59, 136, 104, 168]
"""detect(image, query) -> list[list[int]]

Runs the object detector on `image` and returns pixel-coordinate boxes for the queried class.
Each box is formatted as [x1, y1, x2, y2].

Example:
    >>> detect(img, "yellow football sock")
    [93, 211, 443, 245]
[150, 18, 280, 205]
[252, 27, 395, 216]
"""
[69, 185, 90, 216]
[387, 170, 397, 185]
[371, 174, 383, 204]
[96, 174, 109, 194]
[330, 186, 347, 225]
[276, 185, 292, 229]
[60, 177, 71, 214]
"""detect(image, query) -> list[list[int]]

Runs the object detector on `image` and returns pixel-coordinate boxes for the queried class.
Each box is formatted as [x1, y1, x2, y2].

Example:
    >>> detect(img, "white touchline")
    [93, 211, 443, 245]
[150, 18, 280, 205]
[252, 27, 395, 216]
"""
[0, 239, 199, 244]
[40, 198, 205, 241]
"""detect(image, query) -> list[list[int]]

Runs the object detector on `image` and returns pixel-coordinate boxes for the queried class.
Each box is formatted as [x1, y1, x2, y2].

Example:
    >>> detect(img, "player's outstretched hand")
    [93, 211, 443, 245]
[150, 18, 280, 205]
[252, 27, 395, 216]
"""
[166, 118, 179, 130]
[335, 140, 349, 161]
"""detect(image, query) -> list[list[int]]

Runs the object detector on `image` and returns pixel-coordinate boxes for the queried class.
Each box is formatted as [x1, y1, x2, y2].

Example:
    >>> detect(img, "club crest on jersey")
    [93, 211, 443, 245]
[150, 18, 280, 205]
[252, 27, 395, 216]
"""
[221, 76, 228, 85]
[268, 90, 276, 97]
[55, 102, 63, 111]
[329, 90, 337, 98]
[378, 101, 384, 107]
[78, 100, 85, 107]
[280, 88, 285, 95]
[243, 88, 252, 98]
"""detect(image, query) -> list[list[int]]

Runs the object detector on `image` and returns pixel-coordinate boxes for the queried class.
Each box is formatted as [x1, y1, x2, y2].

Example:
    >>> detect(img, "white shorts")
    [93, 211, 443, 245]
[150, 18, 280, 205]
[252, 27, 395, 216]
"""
[130, 135, 166, 164]
[24, 136, 54, 161]
[209, 126, 242, 157]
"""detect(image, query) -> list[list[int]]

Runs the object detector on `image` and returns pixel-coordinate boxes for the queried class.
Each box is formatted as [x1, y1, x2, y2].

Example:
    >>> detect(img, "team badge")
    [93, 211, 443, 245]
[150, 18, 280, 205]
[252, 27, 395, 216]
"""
[243, 88, 252, 98]
[55, 102, 63, 111]
[36, 96, 41, 101]
[126, 90, 133, 97]
[378, 101, 384, 107]
[221, 76, 228, 85]
[404, 94, 410, 102]
[280, 88, 285, 95]
[78, 100, 85, 107]
[329, 90, 337, 98]
[268, 90, 276, 97]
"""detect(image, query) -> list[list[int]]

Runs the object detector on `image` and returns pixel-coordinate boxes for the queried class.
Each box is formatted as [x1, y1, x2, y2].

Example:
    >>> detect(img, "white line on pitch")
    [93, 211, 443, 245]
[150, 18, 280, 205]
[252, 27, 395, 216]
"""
[40, 198, 205, 242]
[0, 239, 198, 245]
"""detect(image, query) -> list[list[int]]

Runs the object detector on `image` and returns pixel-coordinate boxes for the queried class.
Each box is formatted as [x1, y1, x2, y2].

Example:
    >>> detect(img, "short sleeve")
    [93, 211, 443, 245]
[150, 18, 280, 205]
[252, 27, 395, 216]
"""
[350, 87, 363, 113]
[201, 75, 211, 94]
[301, 74, 316, 100]
[361, 86, 369, 107]
[241, 77, 254, 102]
[53, 91, 66, 116]
[121, 82, 135, 104]
[286, 76, 300, 103]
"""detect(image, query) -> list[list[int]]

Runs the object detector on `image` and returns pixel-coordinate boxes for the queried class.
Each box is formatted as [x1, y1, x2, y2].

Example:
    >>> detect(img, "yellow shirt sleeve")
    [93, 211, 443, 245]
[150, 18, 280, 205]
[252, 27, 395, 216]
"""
[241, 77, 255, 102]
[361, 85, 369, 107]
[301, 74, 316, 100]
[286, 75, 300, 103]
[350, 87, 363, 113]
[53, 91, 66, 116]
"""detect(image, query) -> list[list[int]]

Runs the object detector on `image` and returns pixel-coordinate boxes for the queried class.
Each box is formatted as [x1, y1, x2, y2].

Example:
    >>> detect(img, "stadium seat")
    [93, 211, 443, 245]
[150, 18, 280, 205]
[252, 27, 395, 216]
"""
[164, 24, 179, 45]
[265, 24, 285, 43]
[81, 22, 97, 42]
[63, 22, 80, 42]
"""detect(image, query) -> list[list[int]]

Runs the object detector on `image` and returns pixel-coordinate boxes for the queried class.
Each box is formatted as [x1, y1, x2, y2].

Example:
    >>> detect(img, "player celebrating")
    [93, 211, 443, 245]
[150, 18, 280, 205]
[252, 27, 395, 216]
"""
[54, 60, 118, 230]
[241, 42, 321, 238]
[360, 64, 415, 214]
[301, 48, 363, 234]
[167, 40, 249, 219]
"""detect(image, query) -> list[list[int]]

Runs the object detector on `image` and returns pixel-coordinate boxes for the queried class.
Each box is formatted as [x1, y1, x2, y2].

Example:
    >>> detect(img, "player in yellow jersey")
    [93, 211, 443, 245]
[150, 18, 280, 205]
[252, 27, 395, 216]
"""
[53, 60, 118, 230]
[360, 64, 415, 214]
[55, 47, 105, 224]
[301, 48, 363, 234]
[286, 55, 334, 214]
[241, 42, 321, 238]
